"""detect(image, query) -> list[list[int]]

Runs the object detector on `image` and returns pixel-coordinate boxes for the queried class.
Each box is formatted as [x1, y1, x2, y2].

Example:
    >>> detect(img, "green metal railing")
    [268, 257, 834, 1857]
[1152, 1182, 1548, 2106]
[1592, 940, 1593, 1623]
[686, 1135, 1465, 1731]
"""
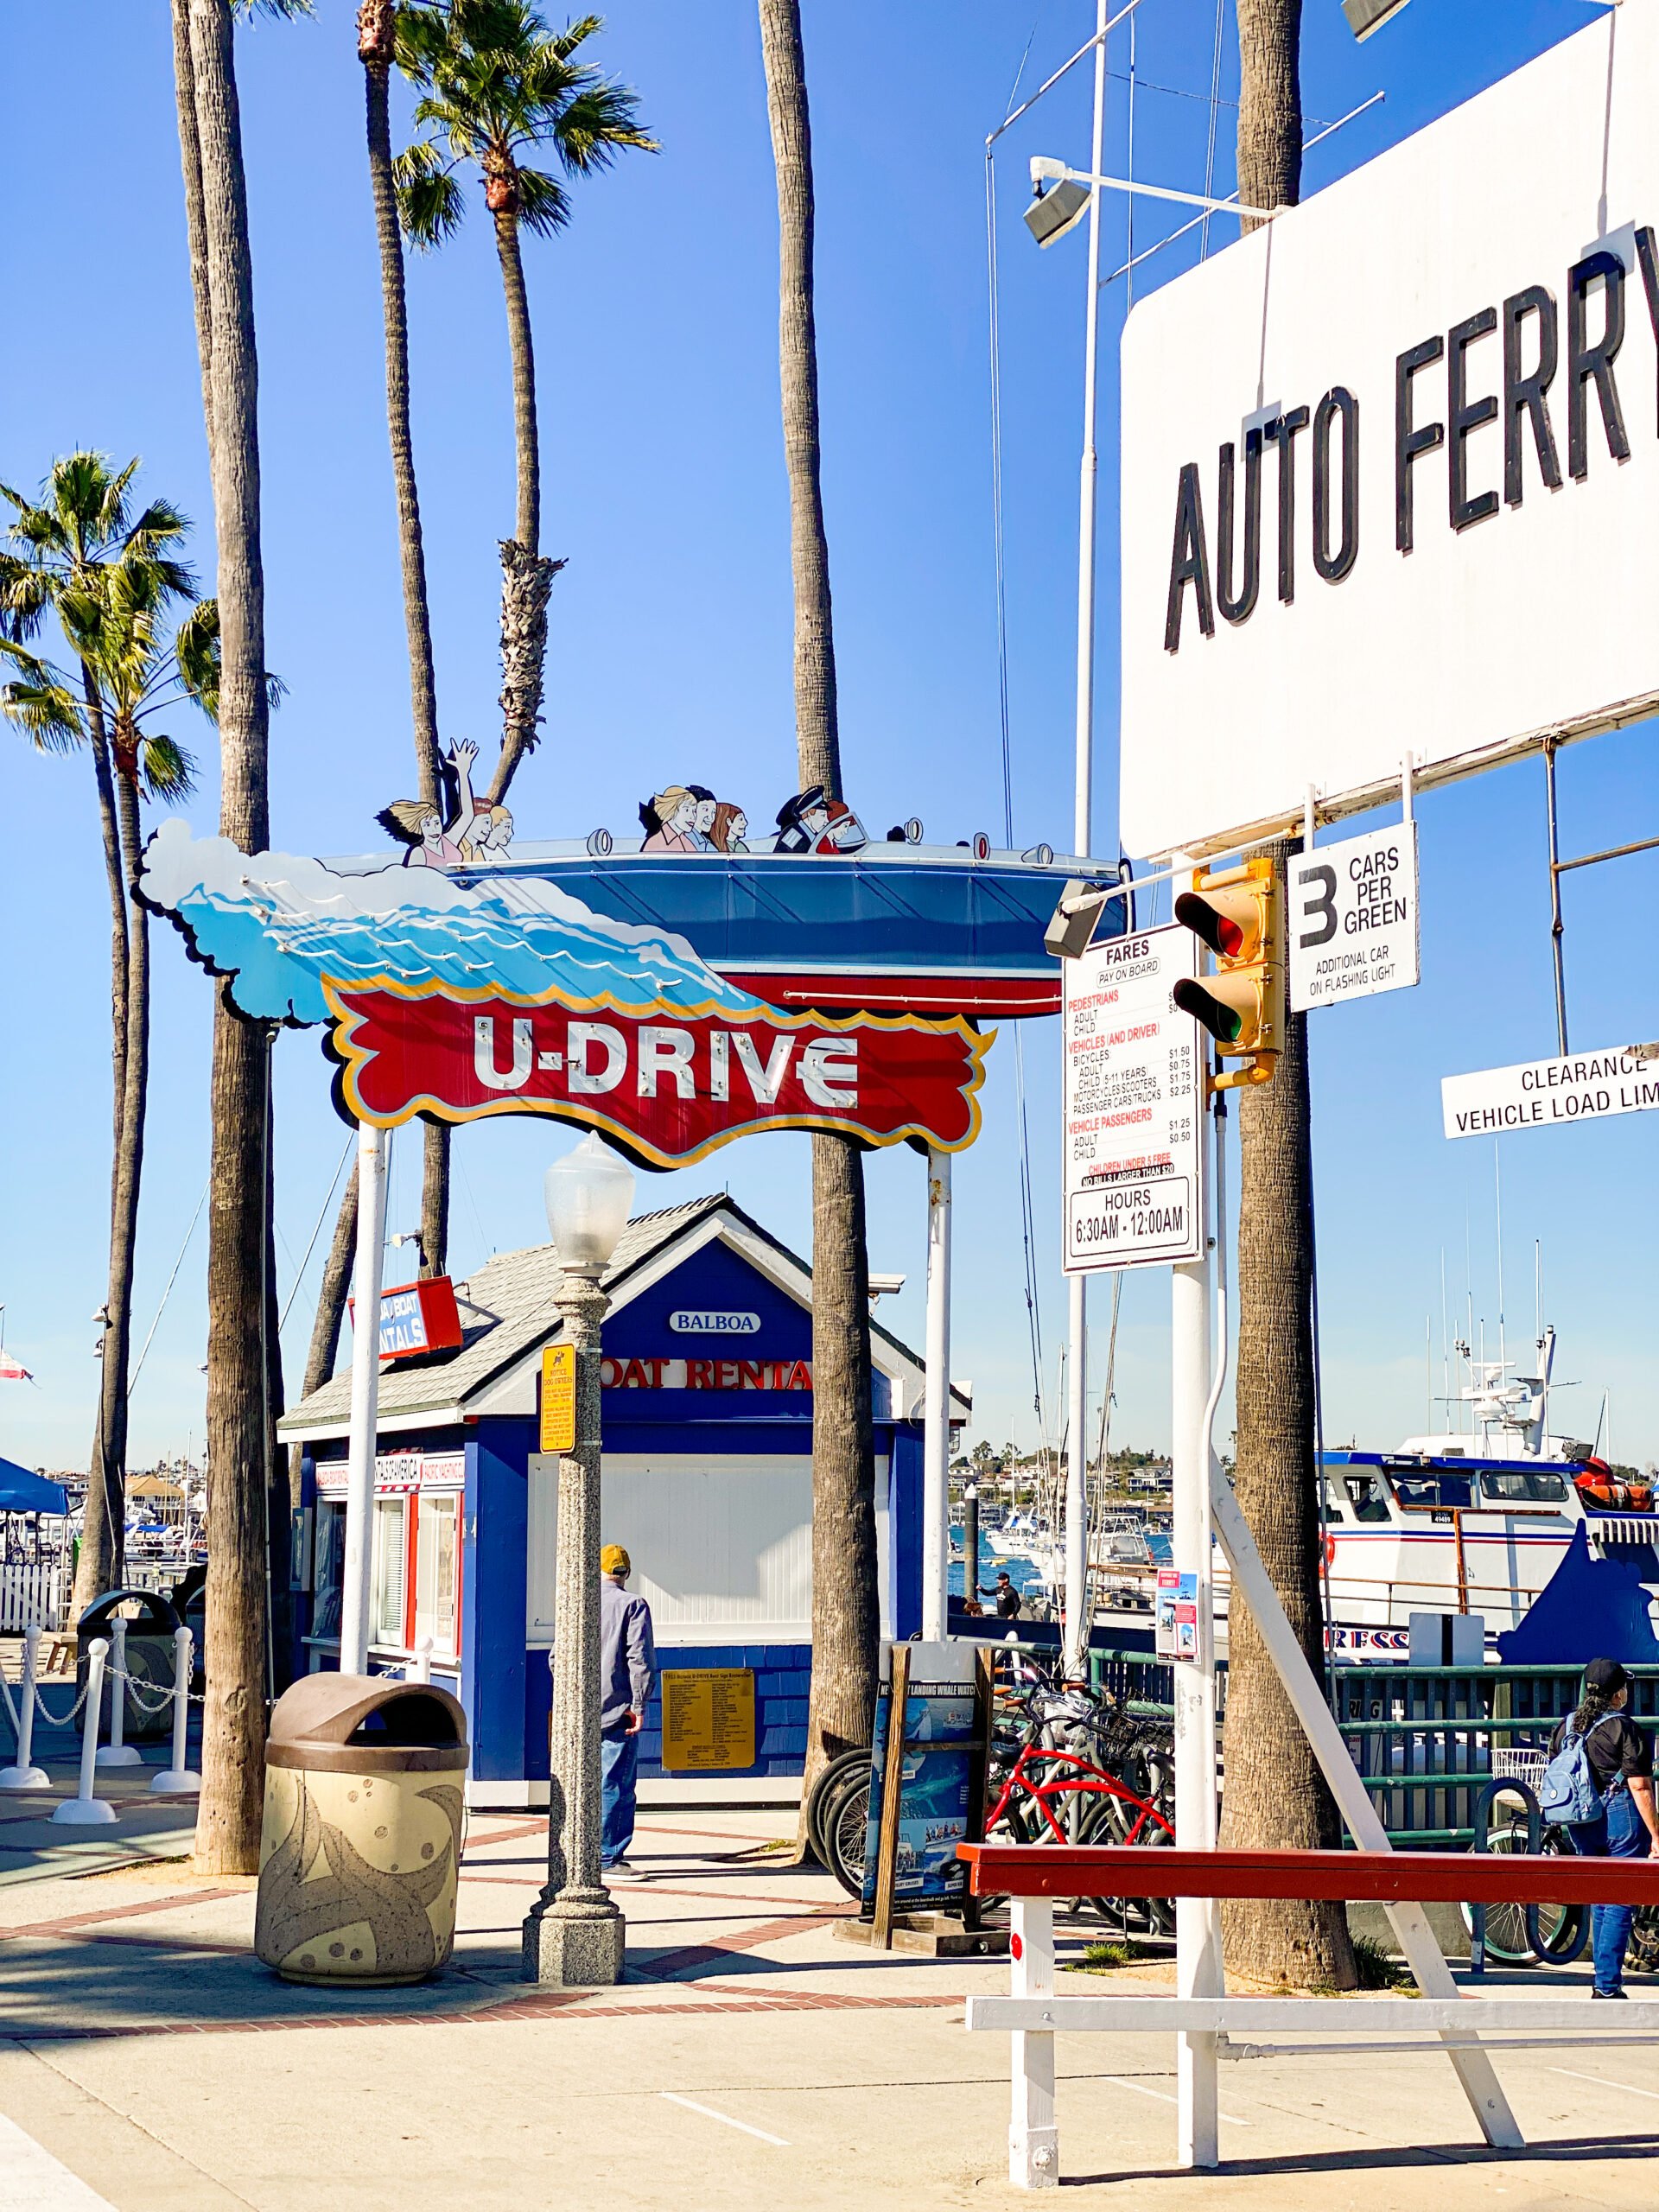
[1080, 1647, 1659, 1849]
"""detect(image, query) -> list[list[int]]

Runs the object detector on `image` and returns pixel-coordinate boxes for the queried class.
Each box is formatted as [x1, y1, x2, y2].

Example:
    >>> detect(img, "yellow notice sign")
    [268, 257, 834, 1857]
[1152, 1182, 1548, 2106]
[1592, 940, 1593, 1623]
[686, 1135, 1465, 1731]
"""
[660, 1669, 756, 1773]
[539, 1344, 575, 1455]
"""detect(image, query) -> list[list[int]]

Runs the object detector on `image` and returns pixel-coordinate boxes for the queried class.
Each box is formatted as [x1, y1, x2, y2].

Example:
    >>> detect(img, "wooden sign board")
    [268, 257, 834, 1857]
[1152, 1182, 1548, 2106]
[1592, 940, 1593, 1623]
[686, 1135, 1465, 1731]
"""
[539, 1344, 576, 1455]
[660, 1669, 756, 1772]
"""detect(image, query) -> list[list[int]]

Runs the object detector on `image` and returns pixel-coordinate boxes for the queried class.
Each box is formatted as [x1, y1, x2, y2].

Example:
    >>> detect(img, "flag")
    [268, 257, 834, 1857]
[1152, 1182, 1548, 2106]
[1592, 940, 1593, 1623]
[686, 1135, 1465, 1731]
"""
[0, 1351, 32, 1382]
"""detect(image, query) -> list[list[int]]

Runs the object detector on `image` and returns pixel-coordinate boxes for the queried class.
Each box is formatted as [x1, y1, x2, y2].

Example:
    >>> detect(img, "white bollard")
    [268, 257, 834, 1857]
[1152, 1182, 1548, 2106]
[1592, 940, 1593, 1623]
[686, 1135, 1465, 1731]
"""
[95, 1615, 144, 1769]
[410, 1636, 435, 1685]
[0, 1623, 51, 1789]
[150, 1627, 200, 1796]
[51, 1637, 119, 1827]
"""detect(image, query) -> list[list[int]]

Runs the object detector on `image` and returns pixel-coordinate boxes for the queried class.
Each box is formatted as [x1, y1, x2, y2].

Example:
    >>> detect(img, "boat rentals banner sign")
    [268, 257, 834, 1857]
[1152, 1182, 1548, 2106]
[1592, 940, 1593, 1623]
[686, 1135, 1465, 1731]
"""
[138, 824, 988, 1167]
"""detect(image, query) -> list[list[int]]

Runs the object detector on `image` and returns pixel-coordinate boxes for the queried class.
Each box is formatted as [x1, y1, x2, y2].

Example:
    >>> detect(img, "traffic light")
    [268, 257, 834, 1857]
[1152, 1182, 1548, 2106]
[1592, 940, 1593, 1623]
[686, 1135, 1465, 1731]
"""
[1171, 856, 1284, 1088]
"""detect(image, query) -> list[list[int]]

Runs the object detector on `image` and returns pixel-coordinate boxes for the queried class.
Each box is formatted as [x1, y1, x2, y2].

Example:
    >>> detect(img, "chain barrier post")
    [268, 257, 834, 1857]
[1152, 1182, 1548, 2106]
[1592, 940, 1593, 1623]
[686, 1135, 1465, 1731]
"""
[0, 1623, 51, 1789]
[51, 1637, 119, 1827]
[94, 1615, 144, 1770]
[410, 1637, 435, 1685]
[150, 1628, 201, 1796]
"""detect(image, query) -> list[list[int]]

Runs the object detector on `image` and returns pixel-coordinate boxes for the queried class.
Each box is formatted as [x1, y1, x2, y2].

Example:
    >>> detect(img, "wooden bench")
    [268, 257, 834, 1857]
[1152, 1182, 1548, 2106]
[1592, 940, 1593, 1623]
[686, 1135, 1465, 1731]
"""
[957, 1842, 1659, 2189]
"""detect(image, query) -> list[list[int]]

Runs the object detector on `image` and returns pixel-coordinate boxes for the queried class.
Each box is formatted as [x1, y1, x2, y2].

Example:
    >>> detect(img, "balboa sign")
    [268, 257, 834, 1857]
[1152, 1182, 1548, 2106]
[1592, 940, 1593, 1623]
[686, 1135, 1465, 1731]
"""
[1121, 5, 1659, 858]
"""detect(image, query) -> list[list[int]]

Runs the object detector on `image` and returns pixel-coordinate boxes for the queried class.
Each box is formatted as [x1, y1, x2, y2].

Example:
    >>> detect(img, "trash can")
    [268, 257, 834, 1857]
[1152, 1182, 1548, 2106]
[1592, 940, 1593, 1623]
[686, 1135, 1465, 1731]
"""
[255, 1675, 468, 1986]
[77, 1588, 182, 1742]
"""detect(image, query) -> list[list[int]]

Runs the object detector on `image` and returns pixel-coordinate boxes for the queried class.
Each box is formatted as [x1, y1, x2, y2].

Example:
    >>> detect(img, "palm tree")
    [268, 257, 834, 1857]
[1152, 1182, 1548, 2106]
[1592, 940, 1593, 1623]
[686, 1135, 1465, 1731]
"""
[175, 0, 280, 1873]
[0, 458, 204, 1619]
[1217, 0, 1356, 1993]
[356, 1, 452, 1283]
[756, 0, 880, 1834]
[395, 1, 655, 801]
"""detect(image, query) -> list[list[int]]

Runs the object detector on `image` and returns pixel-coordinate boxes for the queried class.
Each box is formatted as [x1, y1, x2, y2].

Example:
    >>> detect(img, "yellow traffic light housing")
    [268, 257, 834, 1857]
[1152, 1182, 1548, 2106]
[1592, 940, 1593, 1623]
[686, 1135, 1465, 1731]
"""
[1172, 856, 1284, 1088]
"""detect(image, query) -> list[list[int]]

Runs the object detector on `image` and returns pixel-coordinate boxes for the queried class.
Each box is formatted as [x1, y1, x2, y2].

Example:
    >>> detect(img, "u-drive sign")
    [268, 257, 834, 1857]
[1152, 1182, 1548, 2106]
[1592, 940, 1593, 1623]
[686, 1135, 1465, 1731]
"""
[1288, 823, 1420, 1014]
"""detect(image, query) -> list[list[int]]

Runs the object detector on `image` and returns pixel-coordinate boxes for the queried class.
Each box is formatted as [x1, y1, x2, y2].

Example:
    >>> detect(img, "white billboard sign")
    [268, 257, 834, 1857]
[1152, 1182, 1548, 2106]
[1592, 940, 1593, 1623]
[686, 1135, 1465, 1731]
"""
[1121, 4, 1659, 859]
[1063, 925, 1205, 1273]
[1441, 1046, 1659, 1139]
[1288, 822, 1419, 1013]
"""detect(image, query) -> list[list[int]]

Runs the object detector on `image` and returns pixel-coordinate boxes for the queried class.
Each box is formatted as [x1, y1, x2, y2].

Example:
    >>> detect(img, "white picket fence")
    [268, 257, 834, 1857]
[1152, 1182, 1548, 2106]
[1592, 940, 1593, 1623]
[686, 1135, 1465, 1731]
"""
[0, 1562, 68, 1633]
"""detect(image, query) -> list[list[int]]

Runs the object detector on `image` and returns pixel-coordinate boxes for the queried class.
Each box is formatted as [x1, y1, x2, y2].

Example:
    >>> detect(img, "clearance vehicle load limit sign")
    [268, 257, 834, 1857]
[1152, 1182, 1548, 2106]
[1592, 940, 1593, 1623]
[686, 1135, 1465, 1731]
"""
[1063, 925, 1205, 1274]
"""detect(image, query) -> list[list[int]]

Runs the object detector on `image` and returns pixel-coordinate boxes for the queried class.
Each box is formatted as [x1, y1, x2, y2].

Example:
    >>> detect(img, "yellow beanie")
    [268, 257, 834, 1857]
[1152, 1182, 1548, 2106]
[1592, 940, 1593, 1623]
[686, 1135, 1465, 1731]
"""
[601, 1544, 631, 1579]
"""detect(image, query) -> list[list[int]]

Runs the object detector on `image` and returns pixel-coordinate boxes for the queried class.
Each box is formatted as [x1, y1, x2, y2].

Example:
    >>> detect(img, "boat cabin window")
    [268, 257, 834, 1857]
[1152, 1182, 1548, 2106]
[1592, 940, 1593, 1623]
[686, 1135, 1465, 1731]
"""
[1480, 1468, 1568, 1504]
[1390, 1473, 1474, 1510]
[1344, 1476, 1393, 1523]
[1320, 1487, 1346, 1524]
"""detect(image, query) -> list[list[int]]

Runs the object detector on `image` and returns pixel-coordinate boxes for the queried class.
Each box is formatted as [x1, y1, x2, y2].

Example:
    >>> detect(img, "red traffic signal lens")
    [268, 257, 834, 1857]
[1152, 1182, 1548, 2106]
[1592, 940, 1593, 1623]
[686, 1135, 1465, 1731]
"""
[1173, 890, 1244, 959]
[1173, 976, 1243, 1045]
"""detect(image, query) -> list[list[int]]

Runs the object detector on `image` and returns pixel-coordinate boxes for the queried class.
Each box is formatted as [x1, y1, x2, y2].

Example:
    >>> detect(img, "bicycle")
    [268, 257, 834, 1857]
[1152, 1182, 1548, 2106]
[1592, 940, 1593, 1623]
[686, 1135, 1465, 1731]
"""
[1463, 1753, 1659, 1972]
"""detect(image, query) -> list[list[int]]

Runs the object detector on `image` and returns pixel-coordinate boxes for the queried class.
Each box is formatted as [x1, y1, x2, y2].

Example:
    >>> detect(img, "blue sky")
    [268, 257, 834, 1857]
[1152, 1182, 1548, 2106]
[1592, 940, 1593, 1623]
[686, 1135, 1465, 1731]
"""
[0, 0, 1652, 1476]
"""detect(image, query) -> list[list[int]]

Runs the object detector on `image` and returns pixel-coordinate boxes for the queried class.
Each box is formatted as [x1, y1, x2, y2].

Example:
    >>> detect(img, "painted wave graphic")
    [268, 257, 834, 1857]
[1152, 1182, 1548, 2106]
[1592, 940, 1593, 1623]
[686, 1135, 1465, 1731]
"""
[139, 820, 769, 1027]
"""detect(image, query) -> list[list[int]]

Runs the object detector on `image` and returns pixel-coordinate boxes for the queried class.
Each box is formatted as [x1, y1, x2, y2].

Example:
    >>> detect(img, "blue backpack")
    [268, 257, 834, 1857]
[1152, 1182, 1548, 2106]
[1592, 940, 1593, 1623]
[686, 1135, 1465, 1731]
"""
[1538, 1723, 1606, 1826]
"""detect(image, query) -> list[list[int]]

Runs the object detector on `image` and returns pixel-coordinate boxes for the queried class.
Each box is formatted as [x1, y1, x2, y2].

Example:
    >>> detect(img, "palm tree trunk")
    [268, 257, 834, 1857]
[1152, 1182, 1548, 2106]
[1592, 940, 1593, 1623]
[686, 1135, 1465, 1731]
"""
[759, 0, 839, 784]
[359, 3, 451, 1285]
[73, 697, 130, 1618]
[186, 0, 273, 1874]
[758, 0, 878, 1834]
[96, 768, 150, 1587]
[1219, 0, 1353, 1989]
[487, 208, 556, 804]
[172, 0, 216, 457]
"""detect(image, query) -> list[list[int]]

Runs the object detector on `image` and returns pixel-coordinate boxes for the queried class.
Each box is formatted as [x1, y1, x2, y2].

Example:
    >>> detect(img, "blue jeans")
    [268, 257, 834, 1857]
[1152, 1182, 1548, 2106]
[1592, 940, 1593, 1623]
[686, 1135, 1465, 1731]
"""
[601, 1725, 639, 1868]
[1568, 1785, 1649, 1993]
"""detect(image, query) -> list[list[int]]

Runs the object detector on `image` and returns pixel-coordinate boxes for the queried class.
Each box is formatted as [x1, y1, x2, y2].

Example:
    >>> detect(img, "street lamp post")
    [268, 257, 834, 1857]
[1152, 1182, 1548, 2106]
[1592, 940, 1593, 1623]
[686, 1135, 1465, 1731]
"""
[522, 1133, 636, 1988]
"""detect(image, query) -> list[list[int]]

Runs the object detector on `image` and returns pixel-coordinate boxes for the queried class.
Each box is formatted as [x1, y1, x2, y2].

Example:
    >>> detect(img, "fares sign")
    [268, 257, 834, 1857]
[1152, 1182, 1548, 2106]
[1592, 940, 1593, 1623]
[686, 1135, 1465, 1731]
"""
[1121, 5, 1659, 857]
[327, 983, 988, 1168]
[1062, 926, 1205, 1273]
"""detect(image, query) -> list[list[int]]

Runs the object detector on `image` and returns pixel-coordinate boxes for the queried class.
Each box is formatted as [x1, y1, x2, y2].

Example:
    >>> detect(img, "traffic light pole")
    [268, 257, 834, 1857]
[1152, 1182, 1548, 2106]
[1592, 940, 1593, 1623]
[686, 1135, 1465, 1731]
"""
[1172, 1065, 1222, 2169]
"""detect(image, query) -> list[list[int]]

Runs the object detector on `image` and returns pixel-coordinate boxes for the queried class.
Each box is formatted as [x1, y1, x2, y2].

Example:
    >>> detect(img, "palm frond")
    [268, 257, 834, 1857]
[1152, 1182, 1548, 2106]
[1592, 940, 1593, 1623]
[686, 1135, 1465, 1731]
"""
[233, 0, 315, 18]
[137, 733, 198, 802]
[513, 166, 570, 237]
[539, 79, 658, 174]
[175, 600, 221, 721]
[396, 143, 467, 246]
[0, 639, 86, 752]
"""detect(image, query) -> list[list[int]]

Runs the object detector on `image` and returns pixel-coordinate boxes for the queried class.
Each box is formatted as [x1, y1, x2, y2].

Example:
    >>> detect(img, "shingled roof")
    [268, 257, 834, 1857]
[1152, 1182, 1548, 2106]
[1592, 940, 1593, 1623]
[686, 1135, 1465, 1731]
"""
[277, 1195, 730, 1436]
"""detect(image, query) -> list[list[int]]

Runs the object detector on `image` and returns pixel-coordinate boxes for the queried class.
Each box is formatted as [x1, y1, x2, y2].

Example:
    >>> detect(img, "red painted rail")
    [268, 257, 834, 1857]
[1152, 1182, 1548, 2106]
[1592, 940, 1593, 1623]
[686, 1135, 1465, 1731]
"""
[957, 1843, 1659, 1909]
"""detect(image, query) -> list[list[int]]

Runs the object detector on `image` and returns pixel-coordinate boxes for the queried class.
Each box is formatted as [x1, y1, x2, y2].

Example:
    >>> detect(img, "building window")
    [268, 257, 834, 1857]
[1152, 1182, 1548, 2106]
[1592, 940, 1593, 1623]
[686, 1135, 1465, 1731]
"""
[372, 1497, 410, 1647]
[413, 1492, 460, 1658]
[313, 1499, 345, 1640]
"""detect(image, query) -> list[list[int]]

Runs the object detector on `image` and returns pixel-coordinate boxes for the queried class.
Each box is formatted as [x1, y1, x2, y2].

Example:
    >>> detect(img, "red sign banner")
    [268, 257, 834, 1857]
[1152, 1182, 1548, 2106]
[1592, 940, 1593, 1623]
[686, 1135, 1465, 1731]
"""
[327, 980, 989, 1167]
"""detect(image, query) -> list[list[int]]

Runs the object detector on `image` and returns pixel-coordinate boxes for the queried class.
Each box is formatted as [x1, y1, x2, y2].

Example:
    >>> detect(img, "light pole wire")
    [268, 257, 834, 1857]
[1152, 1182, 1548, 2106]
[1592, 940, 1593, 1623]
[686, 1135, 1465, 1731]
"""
[1200, 0, 1225, 259]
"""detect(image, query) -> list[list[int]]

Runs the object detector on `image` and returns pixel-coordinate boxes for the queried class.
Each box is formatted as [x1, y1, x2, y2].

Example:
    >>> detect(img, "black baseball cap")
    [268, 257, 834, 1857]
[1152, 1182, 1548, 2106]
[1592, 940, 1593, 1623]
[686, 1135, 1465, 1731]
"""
[1585, 1657, 1631, 1693]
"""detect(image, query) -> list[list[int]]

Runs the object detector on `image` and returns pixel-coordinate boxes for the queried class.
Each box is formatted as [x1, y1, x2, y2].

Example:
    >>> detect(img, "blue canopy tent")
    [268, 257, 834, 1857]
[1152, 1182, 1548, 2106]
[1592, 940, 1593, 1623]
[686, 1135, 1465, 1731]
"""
[0, 1458, 68, 1516]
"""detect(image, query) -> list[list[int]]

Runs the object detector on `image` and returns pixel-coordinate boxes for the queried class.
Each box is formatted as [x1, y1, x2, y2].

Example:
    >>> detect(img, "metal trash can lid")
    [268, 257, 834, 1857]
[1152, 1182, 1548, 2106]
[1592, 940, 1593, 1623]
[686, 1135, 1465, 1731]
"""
[78, 1587, 182, 1636]
[266, 1673, 468, 1776]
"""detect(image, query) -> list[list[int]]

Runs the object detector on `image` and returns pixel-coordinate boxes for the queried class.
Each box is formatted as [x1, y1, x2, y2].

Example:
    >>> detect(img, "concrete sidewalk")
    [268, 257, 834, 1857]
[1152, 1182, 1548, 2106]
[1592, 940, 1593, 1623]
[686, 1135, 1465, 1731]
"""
[0, 1799, 1656, 2209]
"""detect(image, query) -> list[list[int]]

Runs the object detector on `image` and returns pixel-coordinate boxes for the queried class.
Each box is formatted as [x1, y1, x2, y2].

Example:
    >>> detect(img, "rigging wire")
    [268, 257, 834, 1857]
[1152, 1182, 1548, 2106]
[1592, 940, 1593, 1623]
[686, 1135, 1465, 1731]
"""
[985, 22, 1053, 1461]
[1200, 0, 1226, 259]
[127, 1179, 209, 1396]
[277, 1129, 355, 1333]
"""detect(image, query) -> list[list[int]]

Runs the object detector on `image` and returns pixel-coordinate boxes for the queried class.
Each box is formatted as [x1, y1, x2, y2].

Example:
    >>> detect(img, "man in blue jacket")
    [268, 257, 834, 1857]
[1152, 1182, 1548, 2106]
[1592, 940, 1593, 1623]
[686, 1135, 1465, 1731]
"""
[599, 1544, 656, 1874]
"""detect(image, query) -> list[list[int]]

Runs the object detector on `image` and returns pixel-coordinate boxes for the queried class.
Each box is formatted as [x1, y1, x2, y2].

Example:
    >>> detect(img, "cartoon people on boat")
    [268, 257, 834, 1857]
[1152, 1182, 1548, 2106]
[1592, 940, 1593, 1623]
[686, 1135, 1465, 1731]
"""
[378, 740, 515, 868]
[638, 783, 865, 856]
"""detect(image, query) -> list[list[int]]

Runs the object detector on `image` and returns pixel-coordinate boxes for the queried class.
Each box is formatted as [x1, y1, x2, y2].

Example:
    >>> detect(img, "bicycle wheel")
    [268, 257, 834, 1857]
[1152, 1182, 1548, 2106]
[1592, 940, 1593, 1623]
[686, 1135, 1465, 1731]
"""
[805, 1749, 868, 1867]
[1529, 1828, 1589, 1966]
[1628, 1907, 1659, 1974]
[823, 1770, 874, 1898]
[1459, 1811, 1538, 1966]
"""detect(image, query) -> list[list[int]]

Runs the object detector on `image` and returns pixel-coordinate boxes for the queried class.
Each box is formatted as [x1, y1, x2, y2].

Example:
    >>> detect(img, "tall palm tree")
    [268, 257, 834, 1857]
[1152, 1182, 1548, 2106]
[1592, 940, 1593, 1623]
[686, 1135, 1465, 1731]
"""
[357, 0, 451, 1283]
[756, 0, 880, 1832]
[175, 0, 280, 1873]
[1217, 0, 1356, 1992]
[0, 458, 203, 1618]
[395, 1, 654, 801]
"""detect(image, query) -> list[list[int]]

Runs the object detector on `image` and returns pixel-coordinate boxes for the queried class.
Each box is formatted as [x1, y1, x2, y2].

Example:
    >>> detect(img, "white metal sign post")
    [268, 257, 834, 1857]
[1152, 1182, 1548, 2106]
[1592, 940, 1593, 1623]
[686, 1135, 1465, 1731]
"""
[1062, 925, 1205, 1274]
[1288, 821, 1420, 1013]
[1442, 1044, 1659, 1137]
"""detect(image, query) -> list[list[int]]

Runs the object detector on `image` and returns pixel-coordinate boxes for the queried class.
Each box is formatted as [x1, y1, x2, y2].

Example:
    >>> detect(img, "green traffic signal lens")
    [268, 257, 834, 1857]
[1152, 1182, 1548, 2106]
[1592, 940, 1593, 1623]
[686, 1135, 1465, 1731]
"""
[1172, 976, 1243, 1045]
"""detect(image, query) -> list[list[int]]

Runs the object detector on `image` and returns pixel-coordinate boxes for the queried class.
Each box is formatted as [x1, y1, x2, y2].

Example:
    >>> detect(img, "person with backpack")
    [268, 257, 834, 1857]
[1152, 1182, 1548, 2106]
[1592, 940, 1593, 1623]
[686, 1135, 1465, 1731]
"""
[1542, 1657, 1659, 1998]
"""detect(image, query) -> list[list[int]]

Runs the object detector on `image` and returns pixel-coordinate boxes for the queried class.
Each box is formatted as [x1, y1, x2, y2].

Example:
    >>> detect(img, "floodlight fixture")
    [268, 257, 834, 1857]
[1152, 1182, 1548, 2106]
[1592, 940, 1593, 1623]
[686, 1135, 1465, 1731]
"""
[1341, 0, 1410, 40]
[1045, 877, 1119, 961]
[1024, 175, 1091, 249]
